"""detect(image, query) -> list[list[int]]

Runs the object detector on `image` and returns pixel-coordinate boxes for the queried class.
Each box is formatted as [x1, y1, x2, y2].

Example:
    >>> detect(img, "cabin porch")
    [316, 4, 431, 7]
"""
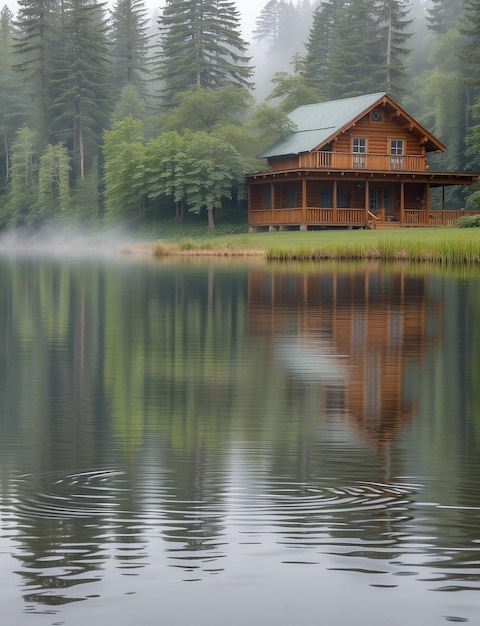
[247, 171, 477, 231]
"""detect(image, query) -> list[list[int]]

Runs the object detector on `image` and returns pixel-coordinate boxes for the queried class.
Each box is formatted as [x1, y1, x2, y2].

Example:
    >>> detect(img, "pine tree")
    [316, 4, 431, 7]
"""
[376, 0, 412, 97]
[253, 0, 282, 46]
[50, 0, 111, 180]
[109, 0, 151, 100]
[326, 0, 383, 98]
[427, 0, 463, 34]
[13, 0, 60, 147]
[458, 0, 480, 89]
[0, 7, 31, 190]
[156, 0, 253, 108]
[303, 0, 344, 100]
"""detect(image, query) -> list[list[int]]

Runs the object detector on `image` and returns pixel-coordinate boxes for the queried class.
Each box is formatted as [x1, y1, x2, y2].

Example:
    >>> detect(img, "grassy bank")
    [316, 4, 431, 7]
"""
[142, 225, 480, 265]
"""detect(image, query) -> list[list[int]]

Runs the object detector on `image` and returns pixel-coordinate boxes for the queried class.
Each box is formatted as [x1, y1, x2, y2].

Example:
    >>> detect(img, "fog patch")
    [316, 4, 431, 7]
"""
[0, 224, 152, 259]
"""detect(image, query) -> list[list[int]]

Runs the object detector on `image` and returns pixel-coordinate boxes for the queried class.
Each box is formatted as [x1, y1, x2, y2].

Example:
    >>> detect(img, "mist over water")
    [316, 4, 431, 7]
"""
[0, 224, 149, 257]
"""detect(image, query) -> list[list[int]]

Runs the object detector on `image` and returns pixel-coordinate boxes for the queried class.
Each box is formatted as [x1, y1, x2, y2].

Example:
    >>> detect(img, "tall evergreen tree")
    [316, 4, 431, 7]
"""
[376, 0, 412, 97]
[326, 0, 383, 98]
[458, 0, 480, 89]
[0, 7, 30, 189]
[156, 0, 253, 108]
[303, 0, 344, 100]
[50, 0, 111, 180]
[253, 0, 282, 45]
[13, 0, 59, 147]
[427, 0, 463, 34]
[109, 0, 151, 100]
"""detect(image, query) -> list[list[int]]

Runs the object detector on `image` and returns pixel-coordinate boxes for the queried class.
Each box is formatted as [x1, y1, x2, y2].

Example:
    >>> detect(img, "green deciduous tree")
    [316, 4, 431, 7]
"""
[103, 116, 145, 218]
[162, 85, 253, 133]
[269, 55, 322, 111]
[38, 142, 71, 216]
[181, 131, 246, 230]
[5, 125, 38, 226]
[111, 83, 146, 124]
[156, 0, 253, 108]
[143, 131, 187, 217]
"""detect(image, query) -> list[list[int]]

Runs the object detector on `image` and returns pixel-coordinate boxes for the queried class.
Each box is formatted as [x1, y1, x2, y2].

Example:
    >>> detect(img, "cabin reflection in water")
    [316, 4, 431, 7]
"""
[247, 266, 441, 451]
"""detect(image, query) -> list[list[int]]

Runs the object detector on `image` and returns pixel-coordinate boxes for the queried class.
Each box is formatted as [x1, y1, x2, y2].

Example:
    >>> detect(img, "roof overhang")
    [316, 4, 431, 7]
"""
[247, 168, 479, 186]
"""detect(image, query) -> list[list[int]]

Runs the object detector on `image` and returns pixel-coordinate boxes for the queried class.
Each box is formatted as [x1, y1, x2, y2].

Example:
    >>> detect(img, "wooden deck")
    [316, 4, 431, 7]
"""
[298, 152, 427, 172]
[248, 208, 476, 230]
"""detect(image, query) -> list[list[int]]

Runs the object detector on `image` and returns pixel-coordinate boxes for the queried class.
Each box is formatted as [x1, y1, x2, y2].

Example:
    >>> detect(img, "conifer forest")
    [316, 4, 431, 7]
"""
[0, 0, 478, 229]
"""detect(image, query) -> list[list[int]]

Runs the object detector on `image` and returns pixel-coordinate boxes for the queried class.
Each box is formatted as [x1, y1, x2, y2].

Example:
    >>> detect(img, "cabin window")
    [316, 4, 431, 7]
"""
[383, 189, 392, 211]
[369, 188, 378, 212]
[352, 138, 367, 168]
[286, 187, 296, 208]
[353, 138, 367, 153]
[263, 186, 272, 209]
[371, 110, 382, 122]
[390, 140, 404, 169]
[320, 188, 333, 208]
[337, 187, 347, 208]
[390, 139, 404, 155]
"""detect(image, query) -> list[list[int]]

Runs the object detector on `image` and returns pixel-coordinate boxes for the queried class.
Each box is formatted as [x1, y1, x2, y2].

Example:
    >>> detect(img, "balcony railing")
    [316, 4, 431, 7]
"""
[299, 152, 427, 172]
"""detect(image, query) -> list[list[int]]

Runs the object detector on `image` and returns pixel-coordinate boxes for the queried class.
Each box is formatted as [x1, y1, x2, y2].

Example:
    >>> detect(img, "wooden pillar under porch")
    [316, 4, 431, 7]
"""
[270, 181, 275, 225]
[302, 177, 307, 226]
[364, 180, 369, 224]
[333, 179, 338, 223]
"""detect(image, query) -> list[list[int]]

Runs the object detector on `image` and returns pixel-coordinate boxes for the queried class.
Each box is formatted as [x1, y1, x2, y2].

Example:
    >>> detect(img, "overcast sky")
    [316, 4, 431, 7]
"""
[6, 0, 261, 39]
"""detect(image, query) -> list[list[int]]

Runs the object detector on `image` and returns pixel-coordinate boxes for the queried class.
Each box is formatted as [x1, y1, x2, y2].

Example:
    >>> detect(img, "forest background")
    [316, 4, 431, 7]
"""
[0, 0, 479, 231]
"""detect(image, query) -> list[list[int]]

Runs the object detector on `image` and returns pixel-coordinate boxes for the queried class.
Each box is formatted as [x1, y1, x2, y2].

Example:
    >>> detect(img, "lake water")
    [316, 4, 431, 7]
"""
[0, 254, 479, 626]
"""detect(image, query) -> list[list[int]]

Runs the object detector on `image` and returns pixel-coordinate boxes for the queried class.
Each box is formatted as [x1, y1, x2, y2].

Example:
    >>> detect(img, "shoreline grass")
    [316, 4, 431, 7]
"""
[133, 227, 480, 265]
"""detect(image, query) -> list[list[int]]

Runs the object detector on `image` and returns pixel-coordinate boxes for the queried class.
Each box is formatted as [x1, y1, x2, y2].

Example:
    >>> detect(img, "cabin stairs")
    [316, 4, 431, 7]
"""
[369, 220, 402, 230]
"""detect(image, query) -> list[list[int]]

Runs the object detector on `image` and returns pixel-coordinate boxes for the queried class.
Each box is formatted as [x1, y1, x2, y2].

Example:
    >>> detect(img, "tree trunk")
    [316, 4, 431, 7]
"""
[207, 207, 215, 231]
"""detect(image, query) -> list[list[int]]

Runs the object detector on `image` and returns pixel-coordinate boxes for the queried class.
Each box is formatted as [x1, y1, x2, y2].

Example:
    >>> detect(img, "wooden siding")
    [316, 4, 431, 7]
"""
[334, 113, 426, 157]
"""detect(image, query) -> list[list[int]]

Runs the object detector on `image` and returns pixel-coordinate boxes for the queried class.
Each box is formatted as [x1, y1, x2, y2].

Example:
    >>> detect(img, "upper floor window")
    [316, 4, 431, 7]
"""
[390, 139, 404, 155]
[371, 110, 382, 122]
[353, 138, 367, 153]
[390, 139, 404, 169]
[352, 138, 367, 168]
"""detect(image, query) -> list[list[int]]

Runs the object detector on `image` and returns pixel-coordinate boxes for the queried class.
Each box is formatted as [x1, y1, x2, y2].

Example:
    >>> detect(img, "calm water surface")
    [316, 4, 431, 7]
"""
[0, 255, 479, 625]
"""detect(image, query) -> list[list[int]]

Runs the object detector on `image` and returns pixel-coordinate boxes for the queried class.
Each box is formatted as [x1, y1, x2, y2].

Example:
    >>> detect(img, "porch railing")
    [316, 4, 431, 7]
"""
[249, 207, 476, 227]
[299, 152, 427, 172]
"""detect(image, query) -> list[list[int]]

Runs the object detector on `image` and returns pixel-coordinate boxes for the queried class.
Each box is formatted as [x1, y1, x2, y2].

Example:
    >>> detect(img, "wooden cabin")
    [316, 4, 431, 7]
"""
[247, 93, 479, 230]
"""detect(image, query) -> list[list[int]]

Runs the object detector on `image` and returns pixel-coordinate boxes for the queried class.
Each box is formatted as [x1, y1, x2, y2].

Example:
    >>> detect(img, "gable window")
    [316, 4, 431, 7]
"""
[390, 139, 404, 169]
[352, 138, 367, 168]
[371, 110, 382, 122]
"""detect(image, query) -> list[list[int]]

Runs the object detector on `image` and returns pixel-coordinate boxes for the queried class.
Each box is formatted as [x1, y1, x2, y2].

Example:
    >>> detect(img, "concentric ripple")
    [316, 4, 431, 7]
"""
[12, 469, 129, 519]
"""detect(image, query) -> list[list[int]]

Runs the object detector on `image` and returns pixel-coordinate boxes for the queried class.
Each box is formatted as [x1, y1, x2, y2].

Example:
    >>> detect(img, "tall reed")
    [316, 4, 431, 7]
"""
[266, 238, 480, 264]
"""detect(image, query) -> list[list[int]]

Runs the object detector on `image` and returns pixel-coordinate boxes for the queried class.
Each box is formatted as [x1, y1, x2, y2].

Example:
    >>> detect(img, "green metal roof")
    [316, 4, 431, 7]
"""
[261, 92, 386, 158]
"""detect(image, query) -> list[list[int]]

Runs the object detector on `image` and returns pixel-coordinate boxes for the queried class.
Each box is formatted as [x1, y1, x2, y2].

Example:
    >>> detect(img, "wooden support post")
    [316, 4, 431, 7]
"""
[271, 181, 275, 225]
[302, 177, 307, 226]
[364, 180, 369, 224]
[333, 179, 338, 223]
